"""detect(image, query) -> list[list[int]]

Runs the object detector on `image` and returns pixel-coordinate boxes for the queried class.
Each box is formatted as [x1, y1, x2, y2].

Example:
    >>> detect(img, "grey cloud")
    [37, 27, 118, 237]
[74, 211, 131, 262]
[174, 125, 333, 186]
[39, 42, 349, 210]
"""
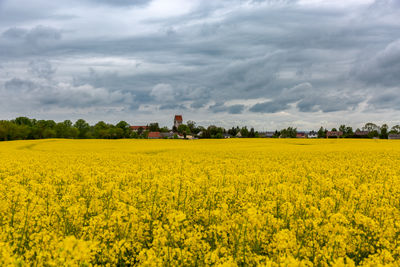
[87, 0, 152, 6]
[29, 60, 56, 79]
[249, 83, 363, 113]
[2, 77, 135, 110]
[4, 78, 36, 92]
[368, 88, 400, 110]
[250, 101, 288, 113]
[354, 39, 400, 87]
[228, 104, 245, 114]
[209, 103, 245, 114]
[0, 0, 399, 125]
[2, 25, 61, 42]
[159, 103, 187, 110]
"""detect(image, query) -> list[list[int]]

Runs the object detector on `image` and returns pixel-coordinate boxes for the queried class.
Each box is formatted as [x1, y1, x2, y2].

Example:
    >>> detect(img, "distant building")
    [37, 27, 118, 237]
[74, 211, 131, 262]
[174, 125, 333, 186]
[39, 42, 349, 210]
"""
[296, 132, 306, 138]
[130, 126, 148, 132]
[148, 132, 162, 139]
[307, 131, 318, 138]
[223, 133, 232, 139]
[259, 132, 274, 138]
[160, 132, 174, 139]
[236, 132, 242, 138]
[354, 130, 369, 138]
[174, 115, 183, 129]
[389, 134, 400, 140]
[327, 131, 343, 138]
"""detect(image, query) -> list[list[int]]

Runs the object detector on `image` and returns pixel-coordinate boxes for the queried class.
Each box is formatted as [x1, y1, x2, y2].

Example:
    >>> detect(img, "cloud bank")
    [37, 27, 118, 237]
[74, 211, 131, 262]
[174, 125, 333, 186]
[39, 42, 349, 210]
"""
[0, 0, 399, 129]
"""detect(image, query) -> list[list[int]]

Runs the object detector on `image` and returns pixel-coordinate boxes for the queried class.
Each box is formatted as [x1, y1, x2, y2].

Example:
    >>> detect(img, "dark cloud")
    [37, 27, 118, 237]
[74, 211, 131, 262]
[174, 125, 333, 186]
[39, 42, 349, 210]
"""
[250, 101, 288, 113]
[4, 78, 36, 92]
[87, 0, 152, 6]
[227, 105, 245, 114]
[0, 0, 399, 127]
[353, 39, 400, 87]
[2, 25, 61, 42]
[209, 103, 245, 114]
[29, 60, 56, 80]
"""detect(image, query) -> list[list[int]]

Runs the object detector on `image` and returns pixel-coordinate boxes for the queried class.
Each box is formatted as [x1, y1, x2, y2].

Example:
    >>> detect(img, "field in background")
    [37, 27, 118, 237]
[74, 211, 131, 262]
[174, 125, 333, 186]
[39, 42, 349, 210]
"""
[0, 139, 399, 265]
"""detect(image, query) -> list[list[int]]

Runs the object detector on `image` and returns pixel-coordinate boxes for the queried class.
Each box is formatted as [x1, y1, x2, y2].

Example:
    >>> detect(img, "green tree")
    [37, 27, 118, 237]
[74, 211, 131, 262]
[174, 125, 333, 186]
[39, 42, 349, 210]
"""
[116, 121, 130, 138]
[240, 127, 249, 138]
[74, 119, 90, 139]
[317, 127, 327, 138]
[390, 125, 400, 134]
[178, 124, 191, 135]
[380, 124, 389, 139]
[149, 123, 160, 132]
[280, 127, 297, 138]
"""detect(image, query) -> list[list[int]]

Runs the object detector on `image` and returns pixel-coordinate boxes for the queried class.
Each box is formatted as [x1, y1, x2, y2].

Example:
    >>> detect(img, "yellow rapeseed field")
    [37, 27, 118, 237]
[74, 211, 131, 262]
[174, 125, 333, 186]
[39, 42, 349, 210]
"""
[0, 139, 400, 266]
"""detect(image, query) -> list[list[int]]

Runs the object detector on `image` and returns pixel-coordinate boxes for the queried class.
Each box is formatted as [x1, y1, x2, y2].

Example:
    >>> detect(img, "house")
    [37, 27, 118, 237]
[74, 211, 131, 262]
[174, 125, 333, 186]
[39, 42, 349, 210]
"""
[236, 132, 242, 138]
[259, 132, 274, 138]
[296, 132, 306, 138]
[174, 115, 183, 129]
[326, 131, 343, 138]
[223, 133, 232, 139]
[148, 132, 162, 139]
[130, 126, 148, 132]
[354, 130, 369, 138]
[160, 132, 174, 139]
[307, 131, 318, 138]
[389, 134, 400, 140]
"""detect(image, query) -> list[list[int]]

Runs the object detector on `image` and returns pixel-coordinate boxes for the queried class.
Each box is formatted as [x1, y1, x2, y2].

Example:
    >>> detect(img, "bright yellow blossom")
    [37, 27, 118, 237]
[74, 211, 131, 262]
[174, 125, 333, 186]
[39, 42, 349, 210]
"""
[0, 138, 399, 265]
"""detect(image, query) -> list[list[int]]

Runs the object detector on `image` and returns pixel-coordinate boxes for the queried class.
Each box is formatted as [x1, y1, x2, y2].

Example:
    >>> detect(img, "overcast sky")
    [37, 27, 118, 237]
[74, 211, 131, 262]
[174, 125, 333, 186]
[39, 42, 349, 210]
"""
[0, 0, 399, 130]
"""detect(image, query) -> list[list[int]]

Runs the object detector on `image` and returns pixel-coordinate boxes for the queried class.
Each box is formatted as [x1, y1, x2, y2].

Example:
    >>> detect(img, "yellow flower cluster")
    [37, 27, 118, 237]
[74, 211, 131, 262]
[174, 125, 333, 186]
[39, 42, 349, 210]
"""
[0, 139, 399, 266]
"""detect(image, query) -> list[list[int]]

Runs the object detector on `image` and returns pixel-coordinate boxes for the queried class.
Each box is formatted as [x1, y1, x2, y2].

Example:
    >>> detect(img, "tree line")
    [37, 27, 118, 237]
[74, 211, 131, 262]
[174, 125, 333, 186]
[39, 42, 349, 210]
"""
[0, 117, 399, 141]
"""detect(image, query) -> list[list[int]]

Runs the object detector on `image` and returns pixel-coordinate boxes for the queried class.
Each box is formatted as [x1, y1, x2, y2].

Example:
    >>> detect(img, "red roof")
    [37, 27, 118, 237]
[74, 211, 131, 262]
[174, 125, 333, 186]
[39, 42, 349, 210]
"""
[174, 115, 183, 122]
[327, 131, 343, 137]
[148, 132, 161, 138]
[355, 130, 369, 136]
[130, 126, 148, 130]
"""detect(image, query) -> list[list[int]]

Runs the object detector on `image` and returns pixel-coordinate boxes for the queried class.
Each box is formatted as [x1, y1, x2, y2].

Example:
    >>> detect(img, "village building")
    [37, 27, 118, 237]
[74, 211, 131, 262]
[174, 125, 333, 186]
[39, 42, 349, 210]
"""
[259, 132, 274, 138]
[296, 132, 306, 138]
[223, 133, 232, 139]
[130, 126, 148, 132]
[160, 132, 174, 139]
[389, 134, 400, 140]
[174, 115, 183, 129]
[307, 131, 318, 138]
[354, 130, 369, 138]
[326, 131, 343, 138]
[148, 132, 162, 139]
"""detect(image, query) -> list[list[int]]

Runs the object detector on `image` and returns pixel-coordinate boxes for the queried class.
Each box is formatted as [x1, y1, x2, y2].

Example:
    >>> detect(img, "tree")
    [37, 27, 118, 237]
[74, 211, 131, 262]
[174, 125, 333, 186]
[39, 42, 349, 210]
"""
[363, 122, 379, 132]
[380, 124, 389, 139]
[280, 127, 297, 138]
[116, 121, 130, 138]
[228, 126, 240, 136]
[339, 125, 353, 137]
[240, 127, 249, 138]
[390, 125, 400, 134]
[148, 123, 160, 132]
[187, 120, 196, 133]
[74, 119, 90, 139]
[317, 127, 327, 138]
[13, 117, 33, 127]
[160, 126, 170, 133]
[178, 124, 191, 135]
[249, 128, 256, 138]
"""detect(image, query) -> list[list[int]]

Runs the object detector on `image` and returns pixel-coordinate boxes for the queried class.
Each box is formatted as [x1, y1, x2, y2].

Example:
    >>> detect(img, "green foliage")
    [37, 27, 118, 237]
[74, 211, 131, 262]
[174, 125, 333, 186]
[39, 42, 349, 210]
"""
[317, 127, 327, 138]
[280, 127, 297, 138]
